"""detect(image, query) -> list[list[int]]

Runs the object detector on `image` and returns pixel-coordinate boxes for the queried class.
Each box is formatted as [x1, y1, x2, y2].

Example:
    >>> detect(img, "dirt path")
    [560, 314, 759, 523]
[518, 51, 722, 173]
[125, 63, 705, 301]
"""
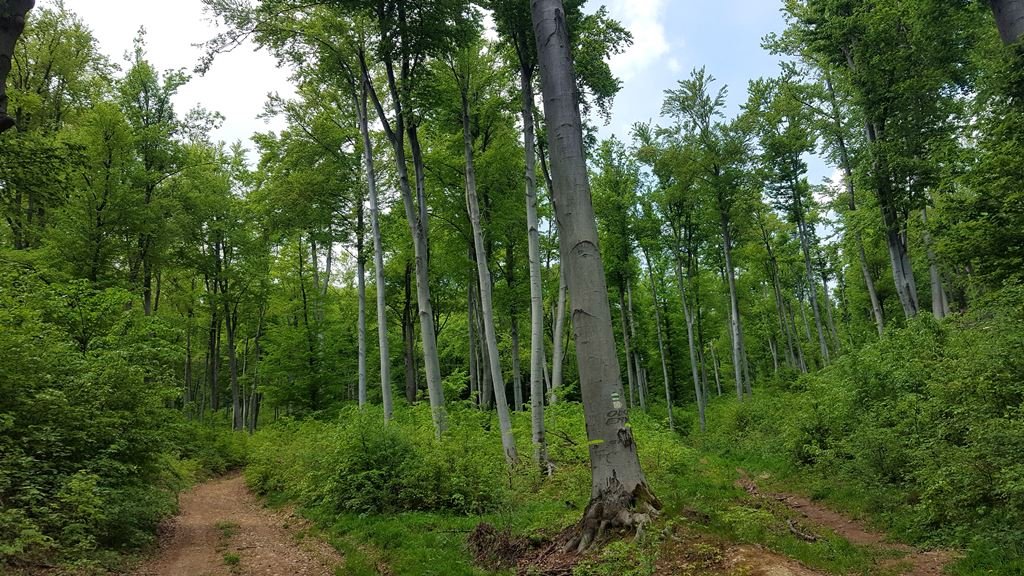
[737, 471, 954, 576]
[132, 473, 343, 576]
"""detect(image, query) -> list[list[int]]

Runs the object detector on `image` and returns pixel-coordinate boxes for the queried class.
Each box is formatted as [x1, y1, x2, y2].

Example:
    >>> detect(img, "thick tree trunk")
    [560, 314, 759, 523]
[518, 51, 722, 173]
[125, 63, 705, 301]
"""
[533, 0, 659, 552]
[550, 266, 567, 403]
[521, 64, 549, 470]
[357, 81, 392, 419]
[0, 0, 32, 133]
[461, 88, 517, 462]
[990, 0, 1024, 44]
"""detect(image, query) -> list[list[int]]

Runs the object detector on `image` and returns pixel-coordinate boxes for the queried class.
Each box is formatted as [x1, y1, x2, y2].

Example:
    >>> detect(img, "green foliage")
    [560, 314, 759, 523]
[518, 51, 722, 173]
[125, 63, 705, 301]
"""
[698, 287, 1024, 569]
[247, 405, 508, 516]
[0, 261, 249, 569]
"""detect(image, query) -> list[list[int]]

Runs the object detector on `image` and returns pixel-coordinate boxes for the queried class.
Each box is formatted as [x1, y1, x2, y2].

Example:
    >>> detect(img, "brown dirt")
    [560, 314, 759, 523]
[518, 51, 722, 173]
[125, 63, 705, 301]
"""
[737, 470, 955, 576]
[131, 473, 343, 576]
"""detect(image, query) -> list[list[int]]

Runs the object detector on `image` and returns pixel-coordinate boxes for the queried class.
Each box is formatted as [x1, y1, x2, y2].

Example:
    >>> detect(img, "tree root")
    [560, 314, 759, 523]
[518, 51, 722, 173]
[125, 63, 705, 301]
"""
[563, 478, 662, 553]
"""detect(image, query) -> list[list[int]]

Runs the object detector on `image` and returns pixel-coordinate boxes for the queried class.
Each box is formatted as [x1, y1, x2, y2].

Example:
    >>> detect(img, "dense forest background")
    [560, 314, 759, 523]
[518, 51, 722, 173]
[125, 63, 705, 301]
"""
[1, 0, 1023, 574]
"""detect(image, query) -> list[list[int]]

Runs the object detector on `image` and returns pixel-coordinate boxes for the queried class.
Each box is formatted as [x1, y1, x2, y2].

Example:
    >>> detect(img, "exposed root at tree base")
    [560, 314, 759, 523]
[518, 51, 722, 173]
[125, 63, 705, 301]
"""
[563, 478, 661, 553]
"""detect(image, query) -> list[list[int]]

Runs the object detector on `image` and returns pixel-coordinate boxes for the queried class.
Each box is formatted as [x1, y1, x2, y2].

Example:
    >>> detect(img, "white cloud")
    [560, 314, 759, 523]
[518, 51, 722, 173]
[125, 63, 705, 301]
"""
[603, 0, 670, 81]
[667, 57, 681, 73]
[56, 0, 294, 149]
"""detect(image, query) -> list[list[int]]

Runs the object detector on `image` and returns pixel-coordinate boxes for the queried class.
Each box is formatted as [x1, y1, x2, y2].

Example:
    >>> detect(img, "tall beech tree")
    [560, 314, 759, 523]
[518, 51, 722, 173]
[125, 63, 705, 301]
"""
[532, 0, 659, 552]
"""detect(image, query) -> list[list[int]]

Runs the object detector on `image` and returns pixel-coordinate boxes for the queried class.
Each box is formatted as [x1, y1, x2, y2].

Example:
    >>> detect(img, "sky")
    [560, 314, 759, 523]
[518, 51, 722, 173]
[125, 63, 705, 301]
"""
[57, 0, 831, 184]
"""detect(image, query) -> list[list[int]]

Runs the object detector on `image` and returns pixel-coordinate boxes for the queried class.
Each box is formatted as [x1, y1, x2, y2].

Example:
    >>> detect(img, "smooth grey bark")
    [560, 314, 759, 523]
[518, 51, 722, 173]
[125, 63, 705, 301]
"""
[520, 64, 549, 470]
[362, 54, 446, 434]
[468, 272, 479, 405]
[825, 77, 885, 336]
[796, 211, 830, 364]
[709, 343, 722, 397]
[618, 288, 636, 409]
[0, 0, 33, 133]
[533, 0, 658, 551]
[550, 266, 567, 403]
[626, 279, 646, 411]
[921, 207, 950, 318]
[721, 216, 747, 400]
[357, 79, 392, 420]
[511, 314, 523, 410]
[642, 248, 674, 431]
[476, 285, 494, 410]
[356, 194, 368, 409]
[672, 256, 706, 431]
[460, 85, 517, 462]
[862, 120, 920, 319]
[401, 262, 418, 404]
[225, 302, 242, 431]
[819, 263, 840, 348]
[990, 0, 1024, 44]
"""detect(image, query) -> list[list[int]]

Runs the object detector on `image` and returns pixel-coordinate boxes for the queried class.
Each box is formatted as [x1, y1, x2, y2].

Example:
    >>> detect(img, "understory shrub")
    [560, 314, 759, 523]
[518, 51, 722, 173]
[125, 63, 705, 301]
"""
[699, 286, 1024, 548]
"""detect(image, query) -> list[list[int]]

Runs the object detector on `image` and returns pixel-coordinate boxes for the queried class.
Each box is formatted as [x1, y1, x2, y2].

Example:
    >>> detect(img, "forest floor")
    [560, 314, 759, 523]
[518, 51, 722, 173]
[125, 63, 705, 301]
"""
[127, 471, 955, 576]
[130, 473, 344, 576]
[728, 470, 954, 576]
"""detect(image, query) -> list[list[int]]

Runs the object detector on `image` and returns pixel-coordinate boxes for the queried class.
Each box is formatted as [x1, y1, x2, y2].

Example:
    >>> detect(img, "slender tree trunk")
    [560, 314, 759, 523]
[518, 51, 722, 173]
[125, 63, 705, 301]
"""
[709, 344, 722, 397]
[550, 266, 567, 403]
[520, 64, 549, 470]
[990, 0, 1024, 44]
[862, 120, 920, 319]
[460, 87, 517, 462]
[721, 215, 746, 400]
[226, 305, 242, 431]
[673, 255, 705, 431]
[921, 207, 950, 318]
[797, 212, 830, 364]
[476, 282, 494, 410]
[819, 265, 840, 347]
[625, 279, 646, 411]
[362, 55, 446, 435]
[207, 301, 221, 412]
[642, 249, 674, 431]
[825, 76, 885, 336]
[618, 287, 636, 409]
[468, 272, 479, 405]
[357, 80, 392, 419]
[533, 0, 659, 550]
[511, 314, 523, 410]
[402, 261, 418, 404]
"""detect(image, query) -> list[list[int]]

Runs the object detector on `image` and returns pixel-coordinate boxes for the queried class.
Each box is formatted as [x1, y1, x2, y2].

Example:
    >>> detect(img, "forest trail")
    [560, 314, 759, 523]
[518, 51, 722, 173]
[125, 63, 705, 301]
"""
[132, 473, 343, 576]
[737, 471, 954, 576]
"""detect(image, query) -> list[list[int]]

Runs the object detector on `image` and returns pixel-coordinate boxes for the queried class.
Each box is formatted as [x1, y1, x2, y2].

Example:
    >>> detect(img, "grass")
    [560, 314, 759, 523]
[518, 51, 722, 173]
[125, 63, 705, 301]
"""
[251, 408, 885, 576]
